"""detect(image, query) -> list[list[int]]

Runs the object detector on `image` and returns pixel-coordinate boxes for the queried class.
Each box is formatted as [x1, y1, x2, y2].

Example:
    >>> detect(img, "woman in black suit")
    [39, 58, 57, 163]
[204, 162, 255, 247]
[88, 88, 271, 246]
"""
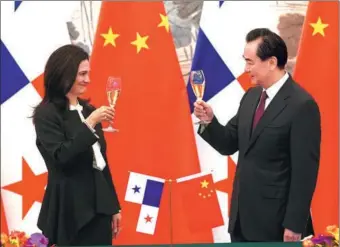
[32, 44, 122, 246]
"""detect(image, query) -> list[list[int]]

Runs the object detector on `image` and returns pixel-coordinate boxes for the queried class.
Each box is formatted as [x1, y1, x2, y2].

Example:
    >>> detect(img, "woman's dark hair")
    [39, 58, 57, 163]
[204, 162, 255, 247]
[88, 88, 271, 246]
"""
[32, 44, 89, 123]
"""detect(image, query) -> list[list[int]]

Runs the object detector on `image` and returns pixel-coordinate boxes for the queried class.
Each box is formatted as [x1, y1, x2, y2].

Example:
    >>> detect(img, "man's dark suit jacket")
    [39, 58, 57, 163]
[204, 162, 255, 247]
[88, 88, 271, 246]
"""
[199, 76, 321, 241]
[34, 100, 121, 245]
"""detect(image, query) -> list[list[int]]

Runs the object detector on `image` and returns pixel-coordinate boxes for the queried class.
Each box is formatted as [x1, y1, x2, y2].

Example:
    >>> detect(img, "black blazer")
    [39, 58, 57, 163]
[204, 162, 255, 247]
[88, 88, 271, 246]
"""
[33, 100, 121, 245]
[199, 76, 321, 241]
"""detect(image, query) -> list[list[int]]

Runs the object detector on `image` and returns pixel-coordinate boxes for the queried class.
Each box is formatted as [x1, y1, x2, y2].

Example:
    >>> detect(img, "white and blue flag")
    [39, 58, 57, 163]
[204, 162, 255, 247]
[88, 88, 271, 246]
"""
[1, 0, 79, 234]
[125, 172, 165, 235]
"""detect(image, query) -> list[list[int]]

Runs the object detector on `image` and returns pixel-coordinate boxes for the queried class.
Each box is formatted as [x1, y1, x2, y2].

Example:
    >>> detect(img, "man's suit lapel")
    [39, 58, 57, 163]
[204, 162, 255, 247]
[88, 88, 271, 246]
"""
[244, 77, 293, 155]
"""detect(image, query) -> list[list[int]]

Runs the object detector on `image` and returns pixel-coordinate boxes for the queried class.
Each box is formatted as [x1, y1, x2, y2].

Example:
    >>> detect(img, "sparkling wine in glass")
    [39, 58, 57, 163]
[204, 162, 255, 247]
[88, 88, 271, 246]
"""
[190, 70, 206, 124]
[103, 76, 121, 132]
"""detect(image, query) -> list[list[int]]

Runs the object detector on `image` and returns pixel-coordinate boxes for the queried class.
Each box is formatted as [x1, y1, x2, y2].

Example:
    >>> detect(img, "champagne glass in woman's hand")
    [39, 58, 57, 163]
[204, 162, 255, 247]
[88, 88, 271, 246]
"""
[102, 76, 121, 132]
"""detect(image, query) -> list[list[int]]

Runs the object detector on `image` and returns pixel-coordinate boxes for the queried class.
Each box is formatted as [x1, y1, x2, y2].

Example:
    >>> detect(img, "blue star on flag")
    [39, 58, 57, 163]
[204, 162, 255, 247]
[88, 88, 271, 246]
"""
[132, 185, 141, 194]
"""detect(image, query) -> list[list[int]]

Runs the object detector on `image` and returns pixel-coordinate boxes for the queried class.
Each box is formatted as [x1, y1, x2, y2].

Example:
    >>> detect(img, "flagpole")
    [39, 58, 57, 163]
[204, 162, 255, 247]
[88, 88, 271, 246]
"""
[168, 179, 174, 247]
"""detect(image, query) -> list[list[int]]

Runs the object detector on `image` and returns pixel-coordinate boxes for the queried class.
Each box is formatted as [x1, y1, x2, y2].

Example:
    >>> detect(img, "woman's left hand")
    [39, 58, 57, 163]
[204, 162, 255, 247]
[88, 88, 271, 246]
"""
[112, 212, 122, 239]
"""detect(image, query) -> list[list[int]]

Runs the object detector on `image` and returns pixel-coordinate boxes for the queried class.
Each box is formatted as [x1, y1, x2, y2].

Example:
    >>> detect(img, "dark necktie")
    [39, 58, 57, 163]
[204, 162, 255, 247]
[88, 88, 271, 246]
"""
[253, 91, 268, 129]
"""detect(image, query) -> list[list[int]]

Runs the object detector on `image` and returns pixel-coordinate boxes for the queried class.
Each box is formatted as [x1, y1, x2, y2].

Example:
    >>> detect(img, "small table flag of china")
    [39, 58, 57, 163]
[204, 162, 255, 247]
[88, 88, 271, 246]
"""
[176, 173, 224, 234]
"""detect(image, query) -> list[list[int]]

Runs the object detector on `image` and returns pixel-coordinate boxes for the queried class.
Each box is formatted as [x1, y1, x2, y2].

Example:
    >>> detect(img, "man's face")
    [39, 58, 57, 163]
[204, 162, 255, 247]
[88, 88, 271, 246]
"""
[243, 39, 273, 87]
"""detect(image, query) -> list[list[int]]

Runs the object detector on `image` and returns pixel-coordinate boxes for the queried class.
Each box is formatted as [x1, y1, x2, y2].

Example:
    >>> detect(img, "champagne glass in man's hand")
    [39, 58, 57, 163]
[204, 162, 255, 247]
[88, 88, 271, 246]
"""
[190, 70, 209, 124]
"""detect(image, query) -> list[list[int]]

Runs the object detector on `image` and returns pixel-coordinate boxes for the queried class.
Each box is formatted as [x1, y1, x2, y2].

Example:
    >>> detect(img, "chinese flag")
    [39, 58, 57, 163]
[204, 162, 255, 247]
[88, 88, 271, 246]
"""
[293, 1, 339, 234]
[86, 1, 217, 245]
[175, 173, 224, 234]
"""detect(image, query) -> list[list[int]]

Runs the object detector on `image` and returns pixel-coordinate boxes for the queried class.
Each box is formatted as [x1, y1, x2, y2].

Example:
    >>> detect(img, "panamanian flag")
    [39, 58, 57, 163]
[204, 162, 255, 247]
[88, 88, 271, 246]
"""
[1, 1, 78, 234]
[187, 1, 286, 242]
[124, 172, 165, 235]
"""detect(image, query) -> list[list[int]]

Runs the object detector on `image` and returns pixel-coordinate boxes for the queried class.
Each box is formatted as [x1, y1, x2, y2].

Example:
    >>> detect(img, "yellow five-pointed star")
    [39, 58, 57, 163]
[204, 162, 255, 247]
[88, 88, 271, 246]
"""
[310, 17, 329, 37]
[158, 14, 169, 32]
[131, 32, 149, 53]
[101, 27, 120, 47]
[200, 180, 209, 189]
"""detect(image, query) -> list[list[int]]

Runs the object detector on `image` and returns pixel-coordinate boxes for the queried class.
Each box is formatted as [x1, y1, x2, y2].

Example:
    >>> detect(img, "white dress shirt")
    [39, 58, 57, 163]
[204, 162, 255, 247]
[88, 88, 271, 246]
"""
[70, 103, 106, 171]
[262, 72, 289, 109]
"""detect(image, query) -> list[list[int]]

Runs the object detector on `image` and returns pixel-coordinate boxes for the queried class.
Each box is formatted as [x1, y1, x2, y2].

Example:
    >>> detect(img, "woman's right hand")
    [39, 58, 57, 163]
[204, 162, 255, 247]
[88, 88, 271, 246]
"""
[85, 106, 115, 128]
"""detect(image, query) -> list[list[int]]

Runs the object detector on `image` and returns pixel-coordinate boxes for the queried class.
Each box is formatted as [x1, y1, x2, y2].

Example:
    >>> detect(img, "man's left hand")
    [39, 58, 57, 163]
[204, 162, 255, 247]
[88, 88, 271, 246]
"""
[112, 213, 122, 239]
[283, 228, 301, 242]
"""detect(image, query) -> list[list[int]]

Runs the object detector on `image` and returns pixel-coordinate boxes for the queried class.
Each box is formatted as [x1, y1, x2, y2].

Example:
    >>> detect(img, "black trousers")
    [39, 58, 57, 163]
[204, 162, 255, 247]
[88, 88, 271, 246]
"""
[230, 215, 248, 242]
[230, 213, 314, 242]
[71, 214, 112, 246]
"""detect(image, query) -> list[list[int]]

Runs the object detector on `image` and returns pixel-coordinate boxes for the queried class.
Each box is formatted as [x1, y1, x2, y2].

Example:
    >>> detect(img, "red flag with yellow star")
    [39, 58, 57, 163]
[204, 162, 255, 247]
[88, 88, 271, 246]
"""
[293, 1, 339, 234]
[175, 172, 224, 234]
[86, 1, 223, 244]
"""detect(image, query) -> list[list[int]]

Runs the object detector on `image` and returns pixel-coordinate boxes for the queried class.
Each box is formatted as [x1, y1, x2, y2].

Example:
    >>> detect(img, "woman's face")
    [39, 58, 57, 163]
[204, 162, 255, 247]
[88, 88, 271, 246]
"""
[68, 59, 90, 97]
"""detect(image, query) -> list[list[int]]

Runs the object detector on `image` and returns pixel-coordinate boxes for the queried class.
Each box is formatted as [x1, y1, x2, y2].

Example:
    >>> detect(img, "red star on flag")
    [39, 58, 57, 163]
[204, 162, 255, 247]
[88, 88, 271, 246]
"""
[1, 195, 8, 234]
[144, 214, 153, 223]
[2, 158, 47, 219]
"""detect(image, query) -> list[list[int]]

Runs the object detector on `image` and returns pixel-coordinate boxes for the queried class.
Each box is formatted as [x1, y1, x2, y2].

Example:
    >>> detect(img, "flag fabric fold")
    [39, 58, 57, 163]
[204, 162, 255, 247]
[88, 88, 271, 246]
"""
[293, 1, 339, 234]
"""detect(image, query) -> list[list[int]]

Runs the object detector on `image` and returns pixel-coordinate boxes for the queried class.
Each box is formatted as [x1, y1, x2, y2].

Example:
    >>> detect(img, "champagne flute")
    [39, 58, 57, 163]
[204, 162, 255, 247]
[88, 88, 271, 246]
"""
[102, 76, 121, 132]
[190, 70, 206, 125]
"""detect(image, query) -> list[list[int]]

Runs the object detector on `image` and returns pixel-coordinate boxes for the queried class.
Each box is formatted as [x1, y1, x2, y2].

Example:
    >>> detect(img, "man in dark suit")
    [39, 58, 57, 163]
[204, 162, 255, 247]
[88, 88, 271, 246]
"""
[194, 28, 321, 242]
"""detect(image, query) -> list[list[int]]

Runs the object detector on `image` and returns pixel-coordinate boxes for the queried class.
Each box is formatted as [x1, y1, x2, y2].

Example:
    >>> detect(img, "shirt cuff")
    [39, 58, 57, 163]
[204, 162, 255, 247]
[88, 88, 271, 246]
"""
[199, 124, 206, 134]
[198, 120, 212, 134]
[83, 120, 99, 139]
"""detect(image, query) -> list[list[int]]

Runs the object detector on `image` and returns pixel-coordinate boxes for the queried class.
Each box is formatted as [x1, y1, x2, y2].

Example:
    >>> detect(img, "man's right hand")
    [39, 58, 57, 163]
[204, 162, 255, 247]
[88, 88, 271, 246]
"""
[86, 106, 115, 128]
[193, 100, 214, 123]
